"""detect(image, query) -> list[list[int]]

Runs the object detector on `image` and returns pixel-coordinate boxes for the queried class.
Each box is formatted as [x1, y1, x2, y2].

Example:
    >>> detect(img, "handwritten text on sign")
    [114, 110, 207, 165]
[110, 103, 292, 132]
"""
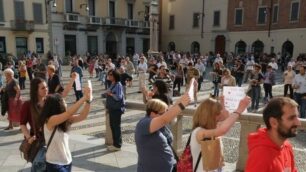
[223, 86, 246, 113]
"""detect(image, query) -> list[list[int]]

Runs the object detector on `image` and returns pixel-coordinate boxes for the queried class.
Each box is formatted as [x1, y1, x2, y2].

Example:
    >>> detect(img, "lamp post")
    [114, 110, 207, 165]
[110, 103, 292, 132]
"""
[80, 3, 89, 11]
[46, 0, 56, 55]
[200, 0, 205, 38]
[148, 0, 159, 55]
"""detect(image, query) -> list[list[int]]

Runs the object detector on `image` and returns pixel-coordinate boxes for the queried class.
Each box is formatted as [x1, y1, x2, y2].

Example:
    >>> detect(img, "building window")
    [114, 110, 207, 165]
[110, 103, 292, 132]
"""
[169, 15, 175, 30]
[0, 37, 6, 54]
[290, 1, 299, 21]
[213, 11, 220, 26]
[109, 1, 115, 17]
[193, 13, 199, 28]
[191, 42, 200, 54]
[272, 5, 278, 23]
[144, 5, 149, 21]
[88, 36, 98, 55]
[33, 3, 43, 24]
[14, 1, 25, 20]
[36, 38, 44, 53]
[65, 0, 73, 13]
[127, 3, 133, 19]
[257, 7, 267, 24]
[88, 0, 95, 16]
[16, 37, 27, 58]
[0, 0, 4, 22]
[235, 8, 243, 25]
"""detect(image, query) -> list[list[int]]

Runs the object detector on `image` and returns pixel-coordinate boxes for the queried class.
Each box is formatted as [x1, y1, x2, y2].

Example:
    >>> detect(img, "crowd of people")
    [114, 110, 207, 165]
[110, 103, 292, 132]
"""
[0, 49, 305, 171]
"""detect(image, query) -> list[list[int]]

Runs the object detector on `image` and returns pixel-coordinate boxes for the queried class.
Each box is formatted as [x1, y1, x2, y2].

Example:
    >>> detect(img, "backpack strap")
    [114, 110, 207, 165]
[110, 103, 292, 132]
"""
[46, 126, 57, 151]
[194, 152, 202, 172]
[187, 132, 202, 172]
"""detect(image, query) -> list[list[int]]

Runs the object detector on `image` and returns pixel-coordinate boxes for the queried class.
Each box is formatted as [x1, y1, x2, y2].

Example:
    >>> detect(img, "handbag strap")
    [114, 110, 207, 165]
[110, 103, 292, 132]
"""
[187, 132, 202, 172]
[194, 152, 202, 172]
[46, 126, 57, 151]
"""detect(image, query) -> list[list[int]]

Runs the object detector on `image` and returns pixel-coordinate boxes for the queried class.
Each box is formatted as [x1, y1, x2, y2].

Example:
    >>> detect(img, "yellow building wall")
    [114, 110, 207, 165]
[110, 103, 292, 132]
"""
[0, 0, 49, 57]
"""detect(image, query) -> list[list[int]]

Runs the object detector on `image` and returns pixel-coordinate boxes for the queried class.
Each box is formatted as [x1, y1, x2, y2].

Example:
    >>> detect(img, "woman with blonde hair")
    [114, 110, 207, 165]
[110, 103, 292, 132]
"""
[190, 96, 250, 171]
[18, 61, 27, 90]
[220, 68, 236, 88]
[135, 93, 190, 172]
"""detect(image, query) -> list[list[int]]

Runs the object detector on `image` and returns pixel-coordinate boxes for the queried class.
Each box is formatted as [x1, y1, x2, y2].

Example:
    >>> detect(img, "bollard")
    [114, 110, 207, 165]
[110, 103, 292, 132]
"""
[171, 115, 183, 153]
[236, 121, 261, 171]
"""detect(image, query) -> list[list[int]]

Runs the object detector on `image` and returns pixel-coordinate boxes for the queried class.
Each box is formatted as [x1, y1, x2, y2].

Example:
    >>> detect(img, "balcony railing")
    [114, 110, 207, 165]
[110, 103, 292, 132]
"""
[104, 17, 127, 26]
[86, 16, 150, 29]
[10, 20, 34, 32]
[89, 16, 102, 25]
[65, 13, 80, 23]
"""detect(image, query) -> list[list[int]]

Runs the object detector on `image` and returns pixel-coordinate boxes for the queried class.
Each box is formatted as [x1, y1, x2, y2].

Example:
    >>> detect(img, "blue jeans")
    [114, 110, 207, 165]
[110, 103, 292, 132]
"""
[236, 76, 243, 87]
[99, 71, 106, 84]
[251, 86, 261, 110]
[294, 93, 306, 118]
[46, 162, 72, 172]
[213, 82, 220, 97]
[109, 109, 123, 148]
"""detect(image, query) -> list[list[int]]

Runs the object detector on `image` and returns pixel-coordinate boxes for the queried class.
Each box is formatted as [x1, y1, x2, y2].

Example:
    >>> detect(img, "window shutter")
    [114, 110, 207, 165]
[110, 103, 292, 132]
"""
[33, 3, 43, 24]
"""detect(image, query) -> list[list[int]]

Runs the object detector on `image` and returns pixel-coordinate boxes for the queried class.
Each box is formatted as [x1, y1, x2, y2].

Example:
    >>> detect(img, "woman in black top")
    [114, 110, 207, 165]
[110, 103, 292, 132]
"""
[47, 65, 61, 94]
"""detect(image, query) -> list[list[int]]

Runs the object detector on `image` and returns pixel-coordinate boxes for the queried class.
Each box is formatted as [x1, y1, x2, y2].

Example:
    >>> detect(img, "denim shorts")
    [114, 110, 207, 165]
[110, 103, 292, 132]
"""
[46, 162, 72, 172]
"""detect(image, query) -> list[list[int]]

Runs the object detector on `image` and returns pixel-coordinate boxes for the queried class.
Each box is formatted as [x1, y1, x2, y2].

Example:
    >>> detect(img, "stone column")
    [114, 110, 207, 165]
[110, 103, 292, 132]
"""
[236, 121, 261, 171]
[148, 0, 159, 53]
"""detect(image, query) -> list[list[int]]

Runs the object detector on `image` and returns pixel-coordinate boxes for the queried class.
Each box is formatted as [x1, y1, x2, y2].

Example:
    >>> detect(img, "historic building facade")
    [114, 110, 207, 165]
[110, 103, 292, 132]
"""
[0, 0, 49, 58]
[50, 0, 150, 58]
[228, 0, 306, 58]
[160, 0, 229, 55]
[161, 0, 306, 58]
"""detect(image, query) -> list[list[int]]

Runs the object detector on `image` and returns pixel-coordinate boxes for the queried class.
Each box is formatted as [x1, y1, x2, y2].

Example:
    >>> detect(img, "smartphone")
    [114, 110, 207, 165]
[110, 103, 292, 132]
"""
[88, 80, 93, 101]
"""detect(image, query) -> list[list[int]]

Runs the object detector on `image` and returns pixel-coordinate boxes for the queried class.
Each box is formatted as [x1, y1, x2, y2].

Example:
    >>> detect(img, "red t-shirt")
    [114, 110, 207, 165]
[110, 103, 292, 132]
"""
[20, 101, 34, 135]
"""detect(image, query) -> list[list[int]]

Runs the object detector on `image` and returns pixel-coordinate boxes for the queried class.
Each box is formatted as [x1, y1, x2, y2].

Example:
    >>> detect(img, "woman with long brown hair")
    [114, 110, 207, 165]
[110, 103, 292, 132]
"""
[190, 96, 250, 171]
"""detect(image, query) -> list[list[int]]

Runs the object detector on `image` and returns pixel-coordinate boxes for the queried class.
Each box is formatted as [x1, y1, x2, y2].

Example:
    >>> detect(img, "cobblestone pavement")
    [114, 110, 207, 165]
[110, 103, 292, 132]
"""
[0, 66, 305, 171]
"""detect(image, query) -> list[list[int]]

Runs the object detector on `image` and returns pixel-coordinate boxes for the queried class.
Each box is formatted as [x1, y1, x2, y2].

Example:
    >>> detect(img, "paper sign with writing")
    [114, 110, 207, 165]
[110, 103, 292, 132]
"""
[223, 86, 245, 113]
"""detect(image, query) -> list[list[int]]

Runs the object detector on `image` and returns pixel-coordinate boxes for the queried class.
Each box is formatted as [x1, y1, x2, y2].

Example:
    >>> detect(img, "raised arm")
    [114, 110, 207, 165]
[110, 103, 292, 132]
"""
[149, 93, 190, 133]
[47, 95, 88, 128]
[61, 72, 77, 98]
[196, 96, 250, 142]
[69, 87, 92, 123]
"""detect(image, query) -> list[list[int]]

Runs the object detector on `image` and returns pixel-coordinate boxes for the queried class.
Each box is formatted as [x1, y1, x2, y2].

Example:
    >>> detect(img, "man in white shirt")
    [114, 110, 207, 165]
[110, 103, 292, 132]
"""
[244, 57, 255, 83]
[133, 53, 140, 74]
[138, 57, 147, 92]
[195, 59, 206, 91]
[268, 58, 278, 71]
[214, 53, 223, 64]
[293, 65, 306, 118]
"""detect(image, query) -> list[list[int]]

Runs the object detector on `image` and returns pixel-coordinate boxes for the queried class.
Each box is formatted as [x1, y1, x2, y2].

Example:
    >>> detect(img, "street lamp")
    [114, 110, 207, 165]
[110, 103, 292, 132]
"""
[197, 12, 205, 39]
[80, 3, 89, 11]
[46, 0, 56, 55]
[47, 0, 56, 7]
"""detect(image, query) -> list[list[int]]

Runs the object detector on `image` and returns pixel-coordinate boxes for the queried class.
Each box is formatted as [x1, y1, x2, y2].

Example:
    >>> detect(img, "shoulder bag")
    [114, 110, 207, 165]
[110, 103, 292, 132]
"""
[200, 137, 224, 171]
[19, 111, 44, 163]
[32, 126, 57, 172]
[106, 83, 124, 110]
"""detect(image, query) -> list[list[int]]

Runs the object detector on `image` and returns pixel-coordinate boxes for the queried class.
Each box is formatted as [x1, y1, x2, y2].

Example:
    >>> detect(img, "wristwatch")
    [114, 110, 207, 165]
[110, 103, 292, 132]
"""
[86, 100, 92, 104]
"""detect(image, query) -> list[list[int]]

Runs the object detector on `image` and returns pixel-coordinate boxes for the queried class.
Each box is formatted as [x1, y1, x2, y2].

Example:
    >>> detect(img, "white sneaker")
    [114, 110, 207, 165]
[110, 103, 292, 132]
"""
[107, 145, 121, 151]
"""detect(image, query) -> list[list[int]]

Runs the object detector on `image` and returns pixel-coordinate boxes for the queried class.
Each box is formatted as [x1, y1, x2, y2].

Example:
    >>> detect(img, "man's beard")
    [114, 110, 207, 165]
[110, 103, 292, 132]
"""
[277, 122, 298, 139]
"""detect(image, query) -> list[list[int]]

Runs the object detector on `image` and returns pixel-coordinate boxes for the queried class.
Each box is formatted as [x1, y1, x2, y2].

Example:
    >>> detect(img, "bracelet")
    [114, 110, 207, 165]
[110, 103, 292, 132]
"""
[233, 111, 242, 116]
[178, 103, 185, 111]
[85, 100, 92, 104]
